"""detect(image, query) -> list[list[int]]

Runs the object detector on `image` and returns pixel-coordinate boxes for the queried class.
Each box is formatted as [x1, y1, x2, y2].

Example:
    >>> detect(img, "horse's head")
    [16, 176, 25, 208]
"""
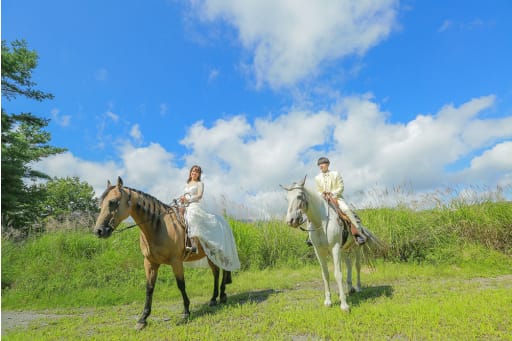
[280, 176, 308, 228]
[94, 176, 132, 238]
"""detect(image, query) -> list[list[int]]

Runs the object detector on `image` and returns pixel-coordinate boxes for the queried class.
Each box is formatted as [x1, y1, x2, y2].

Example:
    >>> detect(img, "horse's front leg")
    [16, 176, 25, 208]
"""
[332, 244, 350, 312]
[313, 246, 332, 307]
[171, 262, 190, 319]
[208, 259, 220, 306]
[137, 258, 160, 331]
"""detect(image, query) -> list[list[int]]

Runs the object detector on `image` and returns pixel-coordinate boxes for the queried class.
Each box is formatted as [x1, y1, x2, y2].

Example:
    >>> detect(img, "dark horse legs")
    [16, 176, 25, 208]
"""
[136, 259, 231, 330]
[207, 260, 231, 306]
[137, 260, 161, 331]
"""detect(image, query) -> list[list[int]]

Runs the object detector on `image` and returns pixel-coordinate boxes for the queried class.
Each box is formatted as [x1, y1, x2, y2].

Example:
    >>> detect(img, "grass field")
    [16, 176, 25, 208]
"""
[2, 261, 512, 340]
[2, 199, 512, 340]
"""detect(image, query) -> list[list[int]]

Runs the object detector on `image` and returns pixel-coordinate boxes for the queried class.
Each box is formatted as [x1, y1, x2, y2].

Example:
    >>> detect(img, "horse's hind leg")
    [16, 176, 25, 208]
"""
[208, 259, 220, 306]
[137, 259, 160, 331]
[219, 270, 232, 304]
[344, 253, 355, 294]
[354, 248, 362, 292]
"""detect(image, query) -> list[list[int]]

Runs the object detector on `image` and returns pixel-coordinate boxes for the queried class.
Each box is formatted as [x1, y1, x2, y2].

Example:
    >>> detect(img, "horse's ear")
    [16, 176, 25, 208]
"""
[117, 176, 124, 189]
[280, 184, 291, 191]
[299, 175, 307, 186]
[107, 180, 112, 188]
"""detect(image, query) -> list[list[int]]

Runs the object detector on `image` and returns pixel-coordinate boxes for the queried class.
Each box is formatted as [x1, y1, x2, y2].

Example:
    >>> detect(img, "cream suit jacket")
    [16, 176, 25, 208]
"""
[315, 170, 344, 198]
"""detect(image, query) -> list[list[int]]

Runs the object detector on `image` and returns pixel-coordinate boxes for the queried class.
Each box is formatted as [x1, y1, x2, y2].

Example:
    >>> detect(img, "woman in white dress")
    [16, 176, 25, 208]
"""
[180, 165, 241, 271]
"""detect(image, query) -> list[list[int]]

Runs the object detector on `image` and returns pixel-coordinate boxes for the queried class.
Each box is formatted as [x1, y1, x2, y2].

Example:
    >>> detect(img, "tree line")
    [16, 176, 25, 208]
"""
[2, 39, 98, 238]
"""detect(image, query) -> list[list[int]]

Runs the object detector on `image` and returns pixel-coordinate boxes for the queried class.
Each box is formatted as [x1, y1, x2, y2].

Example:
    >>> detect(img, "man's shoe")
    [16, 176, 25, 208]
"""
[186, 246, 198, 254]
[355, 235, 366, 245]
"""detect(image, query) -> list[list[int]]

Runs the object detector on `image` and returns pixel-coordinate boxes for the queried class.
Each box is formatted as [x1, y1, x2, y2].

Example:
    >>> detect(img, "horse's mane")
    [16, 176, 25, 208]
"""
[302, 185, 325, 211]
[101, 185, 171, 221]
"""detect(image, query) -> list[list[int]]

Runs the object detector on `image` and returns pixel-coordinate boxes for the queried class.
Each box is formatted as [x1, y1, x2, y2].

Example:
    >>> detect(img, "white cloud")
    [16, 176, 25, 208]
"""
[459, 141, 512, 187]
[50, 108, 71, 127]
[130, 124, 143, 144]
[208, 68, 220, 82]
[438, 19, 453, 32]
[106, 111, 119, 122]
[34, 152, 122, 196]
[192, 0, 398, 88]
[34, 95, 512, 218]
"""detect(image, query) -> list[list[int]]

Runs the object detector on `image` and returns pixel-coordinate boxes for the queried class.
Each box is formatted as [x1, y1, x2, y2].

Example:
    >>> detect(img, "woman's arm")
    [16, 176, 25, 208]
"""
[188, 182, 204, 202]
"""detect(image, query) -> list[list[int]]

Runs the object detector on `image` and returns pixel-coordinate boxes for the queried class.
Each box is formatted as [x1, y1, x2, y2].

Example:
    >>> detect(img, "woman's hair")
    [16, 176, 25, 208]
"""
[187, 165, 202, 183]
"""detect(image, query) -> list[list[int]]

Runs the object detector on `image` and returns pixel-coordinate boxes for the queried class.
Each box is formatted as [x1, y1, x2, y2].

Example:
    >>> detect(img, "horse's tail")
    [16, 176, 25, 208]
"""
[360, 226, 387, 269]
[343, 226, 387, 269]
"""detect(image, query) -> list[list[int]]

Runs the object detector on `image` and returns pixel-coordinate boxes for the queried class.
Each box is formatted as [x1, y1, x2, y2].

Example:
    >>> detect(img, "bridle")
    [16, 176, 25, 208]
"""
[287, 185, 322, 232]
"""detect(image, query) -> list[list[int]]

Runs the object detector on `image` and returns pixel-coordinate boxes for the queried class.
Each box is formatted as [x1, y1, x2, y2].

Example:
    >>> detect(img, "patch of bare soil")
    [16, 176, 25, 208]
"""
[1, 311, 67, 335]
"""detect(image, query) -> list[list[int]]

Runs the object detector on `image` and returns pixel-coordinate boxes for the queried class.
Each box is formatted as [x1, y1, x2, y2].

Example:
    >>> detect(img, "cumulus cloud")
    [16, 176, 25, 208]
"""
[34, 152, 122, 195]
[459, 141, 512, 187]
[191, 0, 398, 88]
[34, 95, 512, 218]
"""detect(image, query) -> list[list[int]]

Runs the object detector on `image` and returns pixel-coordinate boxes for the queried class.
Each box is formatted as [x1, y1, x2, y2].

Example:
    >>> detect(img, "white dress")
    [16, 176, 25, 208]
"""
[183, 182, 241, 271]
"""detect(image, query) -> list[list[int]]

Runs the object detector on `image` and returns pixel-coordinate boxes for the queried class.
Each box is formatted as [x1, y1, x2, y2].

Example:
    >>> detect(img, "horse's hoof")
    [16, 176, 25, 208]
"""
[182, 312, 190, 319]
[348, 287, 356, 295]
[340, 303, 350, 312]
[220, 294, 227, 304]
[136, 322, 147, 331]
[209, 299, 217, 307]
[324, 300, 332, 307]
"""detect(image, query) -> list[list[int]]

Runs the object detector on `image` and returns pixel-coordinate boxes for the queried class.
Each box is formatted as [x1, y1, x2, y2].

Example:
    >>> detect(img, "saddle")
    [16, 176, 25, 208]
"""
[322, 193, 361, 239]
[169, 203, 195, 253]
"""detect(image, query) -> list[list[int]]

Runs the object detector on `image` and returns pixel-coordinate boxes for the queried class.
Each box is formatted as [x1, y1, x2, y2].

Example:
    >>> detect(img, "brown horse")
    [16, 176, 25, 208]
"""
[93, 177, 233, 330]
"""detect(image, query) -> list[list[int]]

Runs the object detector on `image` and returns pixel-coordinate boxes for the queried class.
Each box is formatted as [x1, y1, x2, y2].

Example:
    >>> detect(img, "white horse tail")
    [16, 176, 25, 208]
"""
[360, 226, 387, 269]
[342, 226, 386, 269]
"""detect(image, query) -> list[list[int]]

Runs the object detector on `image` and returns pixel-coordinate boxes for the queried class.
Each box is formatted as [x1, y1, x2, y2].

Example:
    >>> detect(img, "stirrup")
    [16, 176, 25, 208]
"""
[355, 234, 366, 245]
[186, 246, 198, 254]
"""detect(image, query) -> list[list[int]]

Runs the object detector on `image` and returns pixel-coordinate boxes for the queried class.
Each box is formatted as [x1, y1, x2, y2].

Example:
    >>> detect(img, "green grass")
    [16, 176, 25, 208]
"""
[2, 200, 512, 339]
[2, 261, 512, 340]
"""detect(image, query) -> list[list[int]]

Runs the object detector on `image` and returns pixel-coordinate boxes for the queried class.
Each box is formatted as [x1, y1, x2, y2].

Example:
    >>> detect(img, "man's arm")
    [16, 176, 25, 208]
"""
[331, 171, 344, 198]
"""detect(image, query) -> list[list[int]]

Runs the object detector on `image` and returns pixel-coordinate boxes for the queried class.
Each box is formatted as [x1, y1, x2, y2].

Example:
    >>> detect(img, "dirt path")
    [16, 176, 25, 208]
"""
[1, 311, 68, 335]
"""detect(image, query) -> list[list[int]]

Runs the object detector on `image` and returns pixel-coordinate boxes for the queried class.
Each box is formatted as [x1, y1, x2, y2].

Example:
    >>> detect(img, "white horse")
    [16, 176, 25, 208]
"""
[282, 177, 363, 312]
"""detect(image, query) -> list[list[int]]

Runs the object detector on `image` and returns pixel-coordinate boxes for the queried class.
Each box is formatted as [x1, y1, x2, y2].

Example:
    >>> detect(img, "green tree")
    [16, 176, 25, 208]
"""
[39, 177, 98, 218]
[1, 39, 66, 231]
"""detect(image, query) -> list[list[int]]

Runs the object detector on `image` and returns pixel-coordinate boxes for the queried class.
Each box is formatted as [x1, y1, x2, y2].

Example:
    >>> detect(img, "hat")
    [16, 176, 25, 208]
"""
[317, 157, 330, 165]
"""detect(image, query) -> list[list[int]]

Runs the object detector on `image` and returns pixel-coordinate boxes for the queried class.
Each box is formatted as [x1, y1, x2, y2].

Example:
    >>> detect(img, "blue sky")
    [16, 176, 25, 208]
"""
[3, 0, 512, 218]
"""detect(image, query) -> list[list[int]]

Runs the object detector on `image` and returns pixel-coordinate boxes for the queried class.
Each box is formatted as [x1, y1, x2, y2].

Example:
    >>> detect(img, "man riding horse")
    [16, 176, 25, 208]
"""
[307, 157, 367, 246]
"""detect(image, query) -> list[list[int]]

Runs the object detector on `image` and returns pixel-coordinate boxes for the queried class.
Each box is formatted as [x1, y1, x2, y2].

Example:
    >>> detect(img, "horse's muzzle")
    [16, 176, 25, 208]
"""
[94, 226, 113, 238]
[286, 215, 304, 228]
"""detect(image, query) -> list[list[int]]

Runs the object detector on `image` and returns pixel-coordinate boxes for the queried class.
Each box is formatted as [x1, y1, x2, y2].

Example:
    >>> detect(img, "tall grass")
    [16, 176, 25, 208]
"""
[358, 200, 512, 262]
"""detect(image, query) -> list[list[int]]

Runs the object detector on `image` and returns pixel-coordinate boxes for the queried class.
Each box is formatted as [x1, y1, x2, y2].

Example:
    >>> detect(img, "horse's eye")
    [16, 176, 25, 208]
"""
[109, 200, 120, 210]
